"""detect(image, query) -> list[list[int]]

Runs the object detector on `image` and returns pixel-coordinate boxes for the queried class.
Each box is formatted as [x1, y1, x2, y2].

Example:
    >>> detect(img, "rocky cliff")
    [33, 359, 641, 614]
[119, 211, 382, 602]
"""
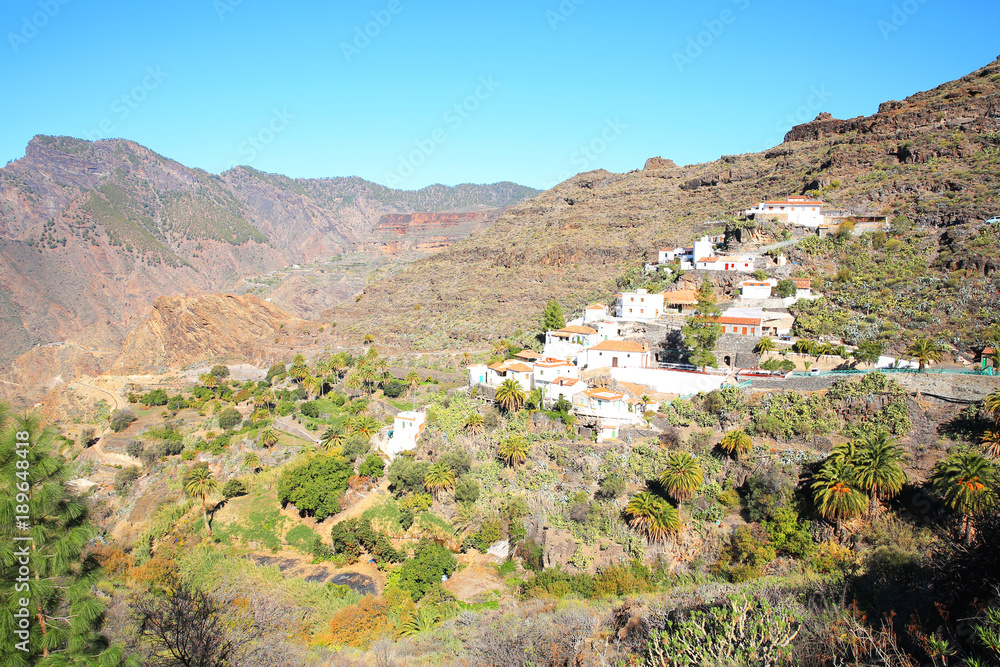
[110, 293, 305, 373]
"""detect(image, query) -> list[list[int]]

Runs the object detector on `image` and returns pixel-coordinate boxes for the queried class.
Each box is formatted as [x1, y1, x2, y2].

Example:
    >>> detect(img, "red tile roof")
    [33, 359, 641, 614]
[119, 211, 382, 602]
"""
[795, 280, 811, 289]
[514, 349, 541, 359]
[558, 325, 598, 335]
[711, 316, 763, 326]
[663, 288, 699, 304]
[587, 340, 649, 353]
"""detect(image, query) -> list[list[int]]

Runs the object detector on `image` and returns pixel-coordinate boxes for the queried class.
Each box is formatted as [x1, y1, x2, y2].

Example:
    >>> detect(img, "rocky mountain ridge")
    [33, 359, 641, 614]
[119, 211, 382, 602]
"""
[0, 136, 538, 404]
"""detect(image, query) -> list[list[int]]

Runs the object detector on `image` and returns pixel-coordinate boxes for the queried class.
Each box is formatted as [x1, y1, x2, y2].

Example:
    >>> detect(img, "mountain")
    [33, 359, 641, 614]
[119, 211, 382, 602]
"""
[0, 136, 538, 403]
[332, 57, 1000, 351]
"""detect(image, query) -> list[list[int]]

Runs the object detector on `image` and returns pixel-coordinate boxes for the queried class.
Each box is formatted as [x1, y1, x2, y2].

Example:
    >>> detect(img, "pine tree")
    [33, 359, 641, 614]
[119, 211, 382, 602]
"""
[541, 299, 566, 331]
[682, 281, 723, 371]
[0, 406, 138, 666]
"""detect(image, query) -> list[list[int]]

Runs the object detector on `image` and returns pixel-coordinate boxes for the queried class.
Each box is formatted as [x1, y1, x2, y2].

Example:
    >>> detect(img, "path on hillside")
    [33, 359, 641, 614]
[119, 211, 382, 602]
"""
[70, 379, 141, 468]
[274, 415, 320, 443]
[755, 238, 800, 253]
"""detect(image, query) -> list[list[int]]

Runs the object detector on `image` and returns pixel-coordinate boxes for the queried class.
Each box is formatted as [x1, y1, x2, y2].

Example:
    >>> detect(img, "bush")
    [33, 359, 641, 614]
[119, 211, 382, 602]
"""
[387, 457, 430, 496]
[774, 279, 797, 298]
[397, 540, 457, 601]
[382, 380, 406, 398]
[265, 363, 286, 383]
[110, 409, 137, 433]
[216, 407, 242, 430]
[221, 479, 247, 499]
[357, 453, 385, 479]
[454, 474, 480, 504]
[319, 595, 390, 649]
[210, 365, 230, 379]
[277, 454, 353, 520]
[299, 401, 321, 419]
[166, 395, 188, 411]
[126, 439, 144, 458]
[114, 467, 139, 494]
[156, 440, 184, 457]
[142, 389, 169, 406]
[329, 518, 400, 566]
[597, 472, 626, 500]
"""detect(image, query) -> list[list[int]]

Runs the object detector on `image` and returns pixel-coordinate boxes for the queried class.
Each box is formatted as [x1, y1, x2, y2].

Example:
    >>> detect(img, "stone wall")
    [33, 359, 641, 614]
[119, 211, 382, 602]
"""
[893, 373, 1000, 403]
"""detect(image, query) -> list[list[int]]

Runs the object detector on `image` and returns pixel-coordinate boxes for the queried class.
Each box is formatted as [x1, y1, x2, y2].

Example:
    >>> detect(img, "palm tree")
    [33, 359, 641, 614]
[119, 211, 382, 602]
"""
[352, 415, 381, 438]
[243, 451, 260, 473]
[811, 459, 867, 525]
[199, 373, 218, 389]
[814, 342, 835, 360]
[983, 388, 1000, 422]
[527, 387, 545, 411]
[494, 378, 526, 413]
[424, 463, 456, 498]
[853, 341, 884, 368]
[980, 429, 1000, 459]
[905, 337, 943, 372]
[302, 374, 321, 400]
[464, 412, 485, 436]
[624, 491, 680, 542]
[405, 371, 420, 393]
[185, 464, 220, 536]
[328, 353, 349, 380]
[658, 451, 704, 517]
[259, 427, 279, 448]
[497, 435, 530, 468]
[320, 427, 345, 452]
[853, 432, 906, 511]
[251, 408, 270, 424]
[793, 339, 816, 356]
[931, 451, 998, 541]
[719, 429, 753, 459]
[754, 336, 775, 357]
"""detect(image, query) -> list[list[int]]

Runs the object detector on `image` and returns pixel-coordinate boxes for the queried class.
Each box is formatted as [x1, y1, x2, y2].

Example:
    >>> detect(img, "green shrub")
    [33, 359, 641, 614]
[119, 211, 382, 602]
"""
[398, 540, 457, 601]
[277, 454, 353, 520]
[387, 457, 430, 495]
[454, 474, 480, 504]
[114, 467, 139, 494]
[216, 407, 242, 430]
[222, 479, 247, 499]
[142, 389, 169, 406]
[382, 380, 406, 398]
[358, 453, 385, 479]
[774, 279, 796, 298]
[300, 401, 321, 419]
[330, 518, 401, 567]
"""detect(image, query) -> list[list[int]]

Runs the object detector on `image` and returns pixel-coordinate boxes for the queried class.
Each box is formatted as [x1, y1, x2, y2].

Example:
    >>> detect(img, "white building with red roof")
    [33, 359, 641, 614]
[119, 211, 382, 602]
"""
[544, 376, 588, 404]
[572, 387, 641, 425]
[745, 195, 824, 227]
[532, 357, 579, 385]
[385, 411, 426, 456]
[583, 303, 608, 323]
[578, 339, 652, 370]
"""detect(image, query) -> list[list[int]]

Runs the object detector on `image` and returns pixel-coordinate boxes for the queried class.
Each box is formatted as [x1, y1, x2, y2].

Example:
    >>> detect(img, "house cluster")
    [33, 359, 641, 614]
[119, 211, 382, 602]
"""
[650, 235, 757, 273]
[743, 195, 888, 235]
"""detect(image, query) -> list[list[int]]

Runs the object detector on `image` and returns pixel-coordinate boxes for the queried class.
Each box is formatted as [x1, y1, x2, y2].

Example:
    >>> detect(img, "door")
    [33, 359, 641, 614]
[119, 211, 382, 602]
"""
[742, 327, 747, 335]
[612, 357, 618, 368]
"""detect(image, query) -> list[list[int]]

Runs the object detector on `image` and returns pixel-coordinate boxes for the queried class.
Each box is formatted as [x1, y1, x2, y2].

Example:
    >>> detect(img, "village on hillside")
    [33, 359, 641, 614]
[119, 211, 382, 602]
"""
[384, 195, 942, 447]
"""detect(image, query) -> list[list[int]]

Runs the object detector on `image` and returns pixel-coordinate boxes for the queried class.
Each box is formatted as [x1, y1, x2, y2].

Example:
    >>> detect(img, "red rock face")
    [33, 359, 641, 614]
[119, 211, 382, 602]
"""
[374, 211, 492, 235]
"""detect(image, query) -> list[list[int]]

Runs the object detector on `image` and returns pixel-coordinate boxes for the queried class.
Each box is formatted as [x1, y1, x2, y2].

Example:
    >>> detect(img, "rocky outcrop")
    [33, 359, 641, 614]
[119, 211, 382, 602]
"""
[110, 293, 305, 373]
[375, 211, 492, 234]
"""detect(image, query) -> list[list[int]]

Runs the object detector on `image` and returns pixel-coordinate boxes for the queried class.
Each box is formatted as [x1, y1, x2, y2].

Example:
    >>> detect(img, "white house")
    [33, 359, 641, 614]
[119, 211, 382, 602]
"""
[545, 325, 599, 348]
[544, 377, 588, 404]
[595, 321, 621, 342]
[794, 279, 815, 300]
[513, 349, 542, 362]
[487, 361, 534, 391]
[578, 340, 652, 370]
[711, 315, 763, 336]
[745, 195, 824, 227]
[696, 255, 755, 272]
[615, 289, 665, 322]
[583, 303, 608, 323]
[469, 360, 534, 390]
[532, 358, 579, 385]
[572, 387, 641, 425]
[385, 411, 426, 455]
[740, 279, 777, 299]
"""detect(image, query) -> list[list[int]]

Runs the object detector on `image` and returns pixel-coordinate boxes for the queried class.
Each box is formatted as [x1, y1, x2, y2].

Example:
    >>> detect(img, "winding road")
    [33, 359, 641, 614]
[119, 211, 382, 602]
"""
[70, 379, 141, 468]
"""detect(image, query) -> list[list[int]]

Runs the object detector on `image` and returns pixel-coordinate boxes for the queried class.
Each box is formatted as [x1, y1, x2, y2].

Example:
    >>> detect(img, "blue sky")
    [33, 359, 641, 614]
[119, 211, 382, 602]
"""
[2, 0, 998, 190]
